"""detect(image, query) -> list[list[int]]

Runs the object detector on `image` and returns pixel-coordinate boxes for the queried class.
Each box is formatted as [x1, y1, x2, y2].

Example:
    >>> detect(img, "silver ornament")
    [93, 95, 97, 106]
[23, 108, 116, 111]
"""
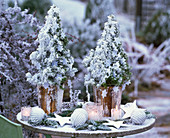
[71, 108, 88, 127]
[131, 109, 146, 125]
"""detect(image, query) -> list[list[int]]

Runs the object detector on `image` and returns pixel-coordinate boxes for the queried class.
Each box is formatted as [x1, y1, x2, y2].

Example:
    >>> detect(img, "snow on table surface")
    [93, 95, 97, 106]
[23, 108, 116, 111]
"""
[17, 112, 155, 137]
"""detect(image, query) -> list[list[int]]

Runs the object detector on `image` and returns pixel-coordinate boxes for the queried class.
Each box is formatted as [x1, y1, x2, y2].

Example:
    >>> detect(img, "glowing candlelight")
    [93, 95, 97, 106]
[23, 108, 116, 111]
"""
[84, 102, 103, 121]
[88, 110, 98, 120]
[111, 105, 121, 120]
[21, 107, 32, 121]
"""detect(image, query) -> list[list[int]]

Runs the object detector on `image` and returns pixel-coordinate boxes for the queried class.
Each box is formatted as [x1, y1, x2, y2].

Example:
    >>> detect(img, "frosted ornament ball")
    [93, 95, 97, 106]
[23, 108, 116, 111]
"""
[28, 107, 45, 125]
[131, 109, 146, 125]
[71, 108, 88, 127]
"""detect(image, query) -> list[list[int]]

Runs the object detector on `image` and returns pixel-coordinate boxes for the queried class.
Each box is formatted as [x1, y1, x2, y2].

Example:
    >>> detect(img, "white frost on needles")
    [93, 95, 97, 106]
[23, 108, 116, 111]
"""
[26, 5, 77, 87]
[83, 15, 131, 89]
[101, 89, 107, 99]
[113, 86, 119, 93]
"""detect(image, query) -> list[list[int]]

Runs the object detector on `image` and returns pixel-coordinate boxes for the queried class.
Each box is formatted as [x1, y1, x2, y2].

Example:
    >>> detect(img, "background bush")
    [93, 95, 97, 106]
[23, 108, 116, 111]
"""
[8, 0, 52, 20]
[141, 11, 170, 46]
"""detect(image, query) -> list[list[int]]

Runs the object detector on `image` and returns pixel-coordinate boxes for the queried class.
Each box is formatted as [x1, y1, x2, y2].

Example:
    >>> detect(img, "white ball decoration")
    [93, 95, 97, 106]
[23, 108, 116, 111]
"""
[131, 109, 146, 125]
[29, 107, 45, 125]
[71, 108, 88, 127]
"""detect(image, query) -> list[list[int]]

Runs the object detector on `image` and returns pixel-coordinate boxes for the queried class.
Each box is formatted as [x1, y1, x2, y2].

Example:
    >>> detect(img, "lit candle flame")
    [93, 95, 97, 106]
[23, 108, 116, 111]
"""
[115, 105, 118, 111]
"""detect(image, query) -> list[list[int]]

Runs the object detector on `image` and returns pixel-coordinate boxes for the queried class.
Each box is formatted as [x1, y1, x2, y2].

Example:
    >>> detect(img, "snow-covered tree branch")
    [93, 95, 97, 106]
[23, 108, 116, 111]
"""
[0, 5, 41, 118]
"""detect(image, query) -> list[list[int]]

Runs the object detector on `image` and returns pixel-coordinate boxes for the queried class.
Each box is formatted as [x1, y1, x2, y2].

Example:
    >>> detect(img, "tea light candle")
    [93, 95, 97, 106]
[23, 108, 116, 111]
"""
[84, 102, 103, 121]
[21, 107, 32, 121]
[111, 105, 121, 120]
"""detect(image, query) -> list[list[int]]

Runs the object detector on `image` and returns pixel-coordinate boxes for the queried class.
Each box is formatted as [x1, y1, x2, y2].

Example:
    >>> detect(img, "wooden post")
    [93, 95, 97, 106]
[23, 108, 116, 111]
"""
[135, 0, 142, 32]
[123, 0, 128, 13]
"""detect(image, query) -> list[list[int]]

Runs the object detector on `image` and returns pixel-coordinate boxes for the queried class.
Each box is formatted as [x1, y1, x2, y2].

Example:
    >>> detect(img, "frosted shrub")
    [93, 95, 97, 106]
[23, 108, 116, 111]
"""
[122, 22, 170, 96]
[63, 19, 101, 68]
[0, 5, 40, 118]
[142, 11, 170, 46]
[83, 15, 131, 90]
[20, 0, 52, 20]
[26, 5, 77, 88]
[127, 39, 170, 96]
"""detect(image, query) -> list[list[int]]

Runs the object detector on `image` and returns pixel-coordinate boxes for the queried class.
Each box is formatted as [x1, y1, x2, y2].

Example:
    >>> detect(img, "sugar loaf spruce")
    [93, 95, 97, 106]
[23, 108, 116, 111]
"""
[26, 5, 77, 114]
[26, 5, 77, 88]
[83, 14, 131, 90]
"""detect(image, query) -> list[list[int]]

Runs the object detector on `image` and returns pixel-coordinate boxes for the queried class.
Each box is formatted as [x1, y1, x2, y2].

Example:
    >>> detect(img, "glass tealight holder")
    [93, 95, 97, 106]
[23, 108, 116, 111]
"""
[111, 88, 122, 120]
[84, 102, 103, 121]
[111, 105, 122, 120]
[21, 107, 32, 121]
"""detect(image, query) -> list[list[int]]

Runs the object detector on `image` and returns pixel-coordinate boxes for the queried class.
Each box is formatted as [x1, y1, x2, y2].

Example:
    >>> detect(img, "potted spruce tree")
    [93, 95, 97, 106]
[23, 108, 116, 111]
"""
[83, 15, 131, 117]
[26, 5, 77, 114]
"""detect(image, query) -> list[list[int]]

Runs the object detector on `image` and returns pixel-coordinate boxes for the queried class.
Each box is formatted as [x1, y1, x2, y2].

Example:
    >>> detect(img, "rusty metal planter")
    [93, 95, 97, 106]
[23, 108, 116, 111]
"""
[37, 86, 64, 114]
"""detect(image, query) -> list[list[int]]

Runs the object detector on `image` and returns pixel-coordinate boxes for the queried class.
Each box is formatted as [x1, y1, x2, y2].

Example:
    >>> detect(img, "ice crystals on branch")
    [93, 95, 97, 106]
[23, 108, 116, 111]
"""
[57, 45, 63, 52]
[26, 5, 77, 87]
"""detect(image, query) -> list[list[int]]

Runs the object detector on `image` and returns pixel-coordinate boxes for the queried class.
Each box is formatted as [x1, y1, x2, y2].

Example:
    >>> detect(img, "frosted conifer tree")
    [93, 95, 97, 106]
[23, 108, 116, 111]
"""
[83, 15, 131, 90]
[26, 5, 77, 88]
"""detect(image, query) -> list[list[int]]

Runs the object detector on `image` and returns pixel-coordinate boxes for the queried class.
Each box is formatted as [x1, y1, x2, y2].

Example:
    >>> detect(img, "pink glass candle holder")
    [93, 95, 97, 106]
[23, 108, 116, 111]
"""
[21, 107, 32, 121]
[84, 102, 103, 121]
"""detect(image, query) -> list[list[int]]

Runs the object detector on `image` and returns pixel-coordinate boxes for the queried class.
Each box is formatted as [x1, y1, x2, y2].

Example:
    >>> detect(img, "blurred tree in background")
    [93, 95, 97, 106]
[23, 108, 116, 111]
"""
[140, 11, 170, 46]
[85, 0, 115, 28]
[8, 0, 52, 20]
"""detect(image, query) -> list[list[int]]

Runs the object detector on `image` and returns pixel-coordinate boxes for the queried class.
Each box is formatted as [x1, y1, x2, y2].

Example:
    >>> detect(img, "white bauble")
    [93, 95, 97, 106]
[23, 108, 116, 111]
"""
[29, 107, 45, 125]
[71, 108, 88, 127]
[131, 109, 146, 125]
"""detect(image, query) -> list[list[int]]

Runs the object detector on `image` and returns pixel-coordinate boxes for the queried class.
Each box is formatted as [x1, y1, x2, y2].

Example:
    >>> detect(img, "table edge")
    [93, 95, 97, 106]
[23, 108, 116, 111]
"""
[17, 112, 155, 137]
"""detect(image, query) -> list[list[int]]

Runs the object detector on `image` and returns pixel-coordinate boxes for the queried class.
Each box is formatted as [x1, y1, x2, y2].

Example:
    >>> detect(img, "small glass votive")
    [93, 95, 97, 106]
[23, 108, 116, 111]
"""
[84, 102, 103, 121]
[21, 107, 32, 121]
[111, 105, 122, 120]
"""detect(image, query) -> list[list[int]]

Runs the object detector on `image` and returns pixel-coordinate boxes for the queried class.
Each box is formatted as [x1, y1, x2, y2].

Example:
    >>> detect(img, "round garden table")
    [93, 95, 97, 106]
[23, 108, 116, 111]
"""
[17, 112, 155, 138]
